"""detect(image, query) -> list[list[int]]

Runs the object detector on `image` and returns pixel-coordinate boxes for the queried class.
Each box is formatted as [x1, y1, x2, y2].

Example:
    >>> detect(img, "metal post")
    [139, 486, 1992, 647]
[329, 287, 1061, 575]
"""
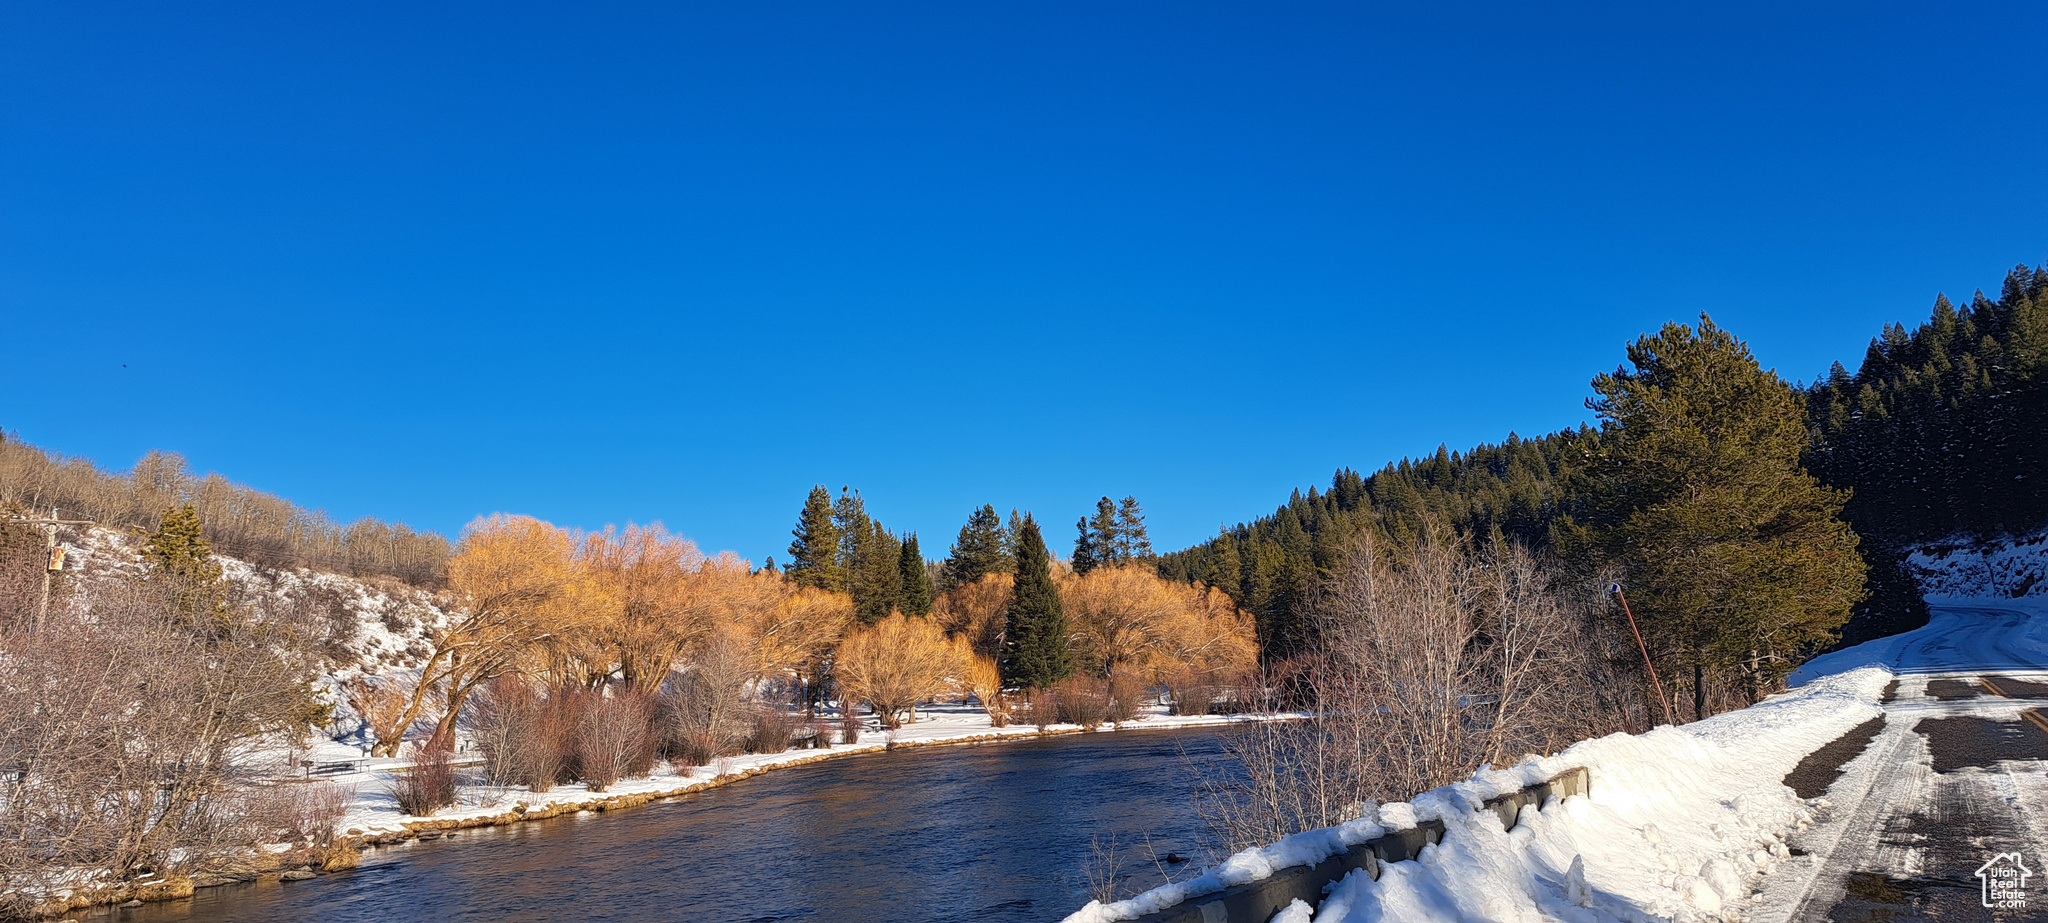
[32, 509, 56, 635]
[1611, 584, 1676, 727]
[13, 508, 91, 635]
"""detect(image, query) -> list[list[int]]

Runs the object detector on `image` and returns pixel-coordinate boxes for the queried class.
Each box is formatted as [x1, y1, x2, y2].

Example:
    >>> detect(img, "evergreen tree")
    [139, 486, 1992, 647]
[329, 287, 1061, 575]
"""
[143, 503, 230, 631]
[786, 486, 842, 591]
[1114, 496, 1153, 561]
[941, 505, 1010, 591]
[832, 487, 868, 576]
[898, 533, 934, 617]
[848, 519, 902, 624]
[830, 490, 902, 624]
[1000, 516, 1073, 689]
[1003, 509, 1025, 568]
[1201, 529, 1243, 601]
[1085, 497, 1120, 567]
[1070, 516, 1100, 576]
[1574, 315, 1866, 717]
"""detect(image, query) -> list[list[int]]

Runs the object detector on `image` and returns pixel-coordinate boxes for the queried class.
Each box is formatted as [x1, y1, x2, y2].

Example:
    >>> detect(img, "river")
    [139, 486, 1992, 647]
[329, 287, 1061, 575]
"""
[88, 727, 1231, 923]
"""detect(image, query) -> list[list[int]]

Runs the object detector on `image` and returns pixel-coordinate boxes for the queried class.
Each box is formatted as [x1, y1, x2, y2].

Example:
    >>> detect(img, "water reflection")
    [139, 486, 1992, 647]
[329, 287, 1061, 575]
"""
[85, 727, 1229, 923]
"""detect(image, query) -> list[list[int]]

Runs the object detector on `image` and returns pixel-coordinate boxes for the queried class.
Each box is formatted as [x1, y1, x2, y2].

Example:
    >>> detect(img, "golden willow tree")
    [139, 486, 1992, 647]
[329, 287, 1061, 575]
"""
[375, 514, 574, 755]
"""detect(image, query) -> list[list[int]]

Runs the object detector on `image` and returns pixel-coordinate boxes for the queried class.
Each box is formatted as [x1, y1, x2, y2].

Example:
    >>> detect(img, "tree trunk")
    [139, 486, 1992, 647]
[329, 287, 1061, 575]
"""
[1693, 661, 1707, 722]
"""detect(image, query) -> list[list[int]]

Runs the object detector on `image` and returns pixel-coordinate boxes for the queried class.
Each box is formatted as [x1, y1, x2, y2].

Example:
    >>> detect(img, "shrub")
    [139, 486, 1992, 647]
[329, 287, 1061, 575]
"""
[1053, 676, 1112, 729]
[573, 689, 656, 792]
[838, 702, 862, 745]
[1162, 667, 1223, 716]
[834, 614, 969, 728]
[1023, 688, 1059, 730]
[1106, 672, 1146, 724]
[657, 639, 753, 763]
[746, 707, 800, 754]
[677, 730, 722, 767]
[390, 742, 456, 816]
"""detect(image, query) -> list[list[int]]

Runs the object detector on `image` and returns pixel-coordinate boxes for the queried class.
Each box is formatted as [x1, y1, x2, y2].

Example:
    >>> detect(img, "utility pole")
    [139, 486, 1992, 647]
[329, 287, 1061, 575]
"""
[10, 509, 93, 634]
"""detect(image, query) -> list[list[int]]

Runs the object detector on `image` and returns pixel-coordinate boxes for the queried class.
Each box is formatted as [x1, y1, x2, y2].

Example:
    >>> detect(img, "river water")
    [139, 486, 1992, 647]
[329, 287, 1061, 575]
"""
[90, 727, 1230, 923]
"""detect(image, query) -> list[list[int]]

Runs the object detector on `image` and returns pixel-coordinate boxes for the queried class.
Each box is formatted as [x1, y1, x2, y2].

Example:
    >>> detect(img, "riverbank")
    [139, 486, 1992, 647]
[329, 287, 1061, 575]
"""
[334, 702, 1280, 843]
[40, 704, 1278, 919]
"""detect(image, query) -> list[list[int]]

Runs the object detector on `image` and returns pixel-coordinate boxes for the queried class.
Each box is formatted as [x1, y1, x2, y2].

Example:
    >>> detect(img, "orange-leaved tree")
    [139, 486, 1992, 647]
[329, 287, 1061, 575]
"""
[374, 514, 574, 755]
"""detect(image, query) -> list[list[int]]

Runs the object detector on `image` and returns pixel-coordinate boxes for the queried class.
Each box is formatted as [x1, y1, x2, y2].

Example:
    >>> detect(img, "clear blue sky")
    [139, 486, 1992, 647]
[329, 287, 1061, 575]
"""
[3, 2, 2044, 564]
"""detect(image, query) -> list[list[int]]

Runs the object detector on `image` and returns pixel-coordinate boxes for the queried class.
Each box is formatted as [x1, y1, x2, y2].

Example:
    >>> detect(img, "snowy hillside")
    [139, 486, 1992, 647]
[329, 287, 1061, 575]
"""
[60, 524, 448, 690]
[1904, 528, 2048, 602]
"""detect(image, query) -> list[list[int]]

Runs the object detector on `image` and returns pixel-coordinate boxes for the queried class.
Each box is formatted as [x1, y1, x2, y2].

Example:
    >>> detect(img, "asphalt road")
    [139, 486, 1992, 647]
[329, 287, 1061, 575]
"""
[1767, 605, 2048, 923]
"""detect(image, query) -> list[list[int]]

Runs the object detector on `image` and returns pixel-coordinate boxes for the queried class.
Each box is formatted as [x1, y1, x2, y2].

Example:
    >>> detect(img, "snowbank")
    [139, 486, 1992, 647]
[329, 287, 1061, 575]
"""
[1905, 528, 2048, 602]
[1065, 667, 1891, 923]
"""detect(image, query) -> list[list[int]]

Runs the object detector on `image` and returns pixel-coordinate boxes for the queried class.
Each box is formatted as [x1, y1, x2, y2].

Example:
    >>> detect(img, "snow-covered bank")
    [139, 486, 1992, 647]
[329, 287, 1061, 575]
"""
[1905, 528, 2048, 602]
[1067, 667, 1893, 923]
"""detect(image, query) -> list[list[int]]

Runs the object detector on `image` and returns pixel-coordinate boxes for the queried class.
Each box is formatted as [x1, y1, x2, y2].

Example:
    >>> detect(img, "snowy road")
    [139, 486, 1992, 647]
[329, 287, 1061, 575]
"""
[1765, 604, 2048, 922]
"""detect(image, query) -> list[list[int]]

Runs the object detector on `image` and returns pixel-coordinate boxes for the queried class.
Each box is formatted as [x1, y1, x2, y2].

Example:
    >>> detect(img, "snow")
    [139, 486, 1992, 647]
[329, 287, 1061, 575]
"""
[1070, 588, 2048, 923]
[1904, 527, 2048, 602]
[1065, 670, 1891, 923]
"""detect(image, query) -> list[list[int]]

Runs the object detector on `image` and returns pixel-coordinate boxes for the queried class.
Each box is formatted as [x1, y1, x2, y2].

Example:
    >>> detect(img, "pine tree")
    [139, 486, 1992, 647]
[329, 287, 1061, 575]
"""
[144, 503, 230, 631]
[898, 533, 934, 617]
[786, 486, 842, 591]
[1202, 529, 1243, 601]
[832, 487, 868, 577]
[849, 520, 902, 624]
[1114, 496, 1153, 561]
[1003, 509, 1025, 569]
[1579, 315, 1866, 717]
[1000, 516, 1073, 689]
[941, 505, 1009, 590]
[1071, 516, 1100, 576]
[1086, 497, 1120, 567]
[831, 490, 902, 624]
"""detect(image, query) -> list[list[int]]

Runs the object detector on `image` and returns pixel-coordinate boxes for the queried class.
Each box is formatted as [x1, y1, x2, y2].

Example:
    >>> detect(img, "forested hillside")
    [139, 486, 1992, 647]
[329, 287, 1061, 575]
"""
[1157, 431, 1586, 661]
[1805, 264, 2048, 543]
[1166, 263, 2048, 662]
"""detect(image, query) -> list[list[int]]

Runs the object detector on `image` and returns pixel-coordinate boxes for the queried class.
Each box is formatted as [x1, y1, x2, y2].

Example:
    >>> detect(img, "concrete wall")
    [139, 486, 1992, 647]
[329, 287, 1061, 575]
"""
[1116, 767, 1591, 923]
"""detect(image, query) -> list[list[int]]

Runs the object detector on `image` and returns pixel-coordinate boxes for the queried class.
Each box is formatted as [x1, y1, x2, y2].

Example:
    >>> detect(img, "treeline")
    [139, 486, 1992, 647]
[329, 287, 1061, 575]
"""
[1166, 264, 2048, 674]
[1806, 264, 2048, 544]
[347, 495, 1255, 808]
[0, 433, 450, 586]
[1158, 431, 1585, 662]
[1169, 316, 1882, 722]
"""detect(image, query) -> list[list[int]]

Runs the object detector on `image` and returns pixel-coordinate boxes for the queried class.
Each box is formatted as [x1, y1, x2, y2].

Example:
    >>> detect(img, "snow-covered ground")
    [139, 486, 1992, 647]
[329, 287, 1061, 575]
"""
[1905, 527, 2048, 603]
[1764, 601, 2048, 922]
[1069, 598, 2048, 923]
[1067, 668, 1888, 923]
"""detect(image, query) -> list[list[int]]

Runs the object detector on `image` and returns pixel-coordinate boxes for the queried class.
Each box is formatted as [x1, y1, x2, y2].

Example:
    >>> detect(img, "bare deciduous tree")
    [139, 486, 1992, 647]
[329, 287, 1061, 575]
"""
[1199, 521, 1613, 851]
